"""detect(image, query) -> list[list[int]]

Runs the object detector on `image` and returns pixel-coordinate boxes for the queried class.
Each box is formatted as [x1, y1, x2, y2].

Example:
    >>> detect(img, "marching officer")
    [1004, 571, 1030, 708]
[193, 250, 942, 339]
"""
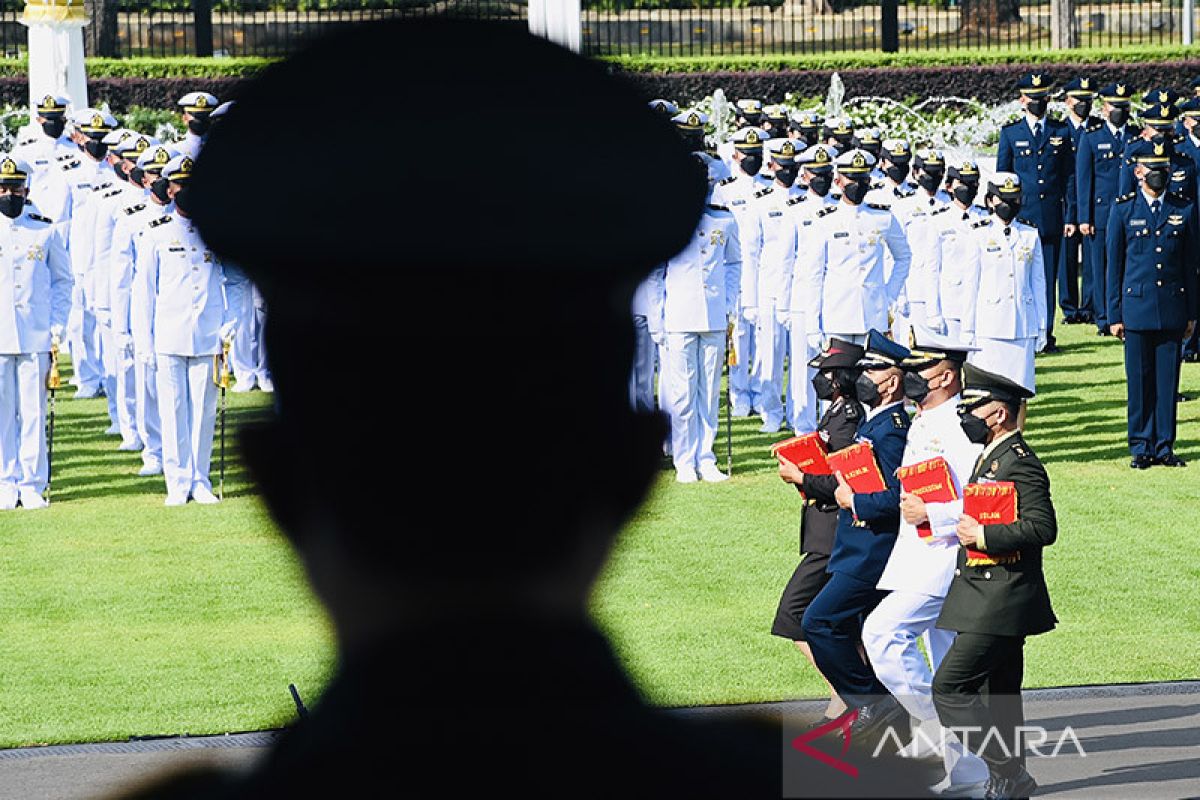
[134, 154, 246, 505]
[1106, 138, 1199, 469]
[1061, 77, 1101, 325]
[1177, 96, 1200, 361]
[801, 330, 910, 738]
[866, 138, 917, 207]
[671, 109, 730, 183]
[797, 148, 911, 351]
[1117, 103, 1197, 200]
[789, 110, 823, 150]
[821, 118, 855, 152]
[962, 173, 1047, 393]
[0, 155, 72, 510]
[773, 338, 864, 723]
[933, 363, 1058, 800]
[1076, 82, 1138, 338]
[175, 91, 219, 159]
[852, 127, 884, 178]
[762, 104, 789, 140]
[997, 72, 1076, 354]
[744, 137, 805, 432]
[14, 95, 76, 224]
[938, 161, 990, 346]
[892, 149, 949, 344]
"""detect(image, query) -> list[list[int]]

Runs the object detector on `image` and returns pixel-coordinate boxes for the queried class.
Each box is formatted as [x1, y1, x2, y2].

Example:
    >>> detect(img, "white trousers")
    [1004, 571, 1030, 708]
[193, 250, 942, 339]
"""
[98, 312, 138, 442]
[66, 284, 103, 391]
[0, 353, 50, 500]
[945, 317, 965, 346]
[862, 590, 989, 785]
[135, 358, 162, 466]
[751, 301, 786, 427]
[156, 354, 218, 499]
[785, 311, 817, 435]
[629, 314, 657, 414]
[663, 331, 724, 473]
[729, 315, 756, 414]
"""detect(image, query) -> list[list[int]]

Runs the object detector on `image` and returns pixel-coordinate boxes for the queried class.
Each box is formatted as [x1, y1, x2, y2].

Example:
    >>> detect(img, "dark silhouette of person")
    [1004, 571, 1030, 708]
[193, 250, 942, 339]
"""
[108, 20, 934, 799]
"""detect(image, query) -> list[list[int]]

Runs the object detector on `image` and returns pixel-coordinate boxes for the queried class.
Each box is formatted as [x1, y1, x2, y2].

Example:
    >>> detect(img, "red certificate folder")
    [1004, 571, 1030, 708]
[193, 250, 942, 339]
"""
[827, 441, 887, 494]
[896, 456, 958, 539]
[962, 482, 1021, 566]
[771, 432, 830, 475]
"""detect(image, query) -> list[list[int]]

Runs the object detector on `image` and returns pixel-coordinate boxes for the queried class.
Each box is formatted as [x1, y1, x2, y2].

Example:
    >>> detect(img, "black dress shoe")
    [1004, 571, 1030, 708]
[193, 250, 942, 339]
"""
[1178, 393, 1193, 403]
[1041, 342, 1061, 354]
[1157, 453, 1187, 467]
[846, 695, 907, 741]
[1184, 352, 1200, 363]
[1097, 328, 1111, 336]
[1131, 455, 1154, 469]
[984, 766, 1038, 800]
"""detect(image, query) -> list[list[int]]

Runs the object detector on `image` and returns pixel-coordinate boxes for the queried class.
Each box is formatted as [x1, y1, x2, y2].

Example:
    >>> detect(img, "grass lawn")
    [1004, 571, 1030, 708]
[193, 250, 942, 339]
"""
[0, 317, 1197, 746]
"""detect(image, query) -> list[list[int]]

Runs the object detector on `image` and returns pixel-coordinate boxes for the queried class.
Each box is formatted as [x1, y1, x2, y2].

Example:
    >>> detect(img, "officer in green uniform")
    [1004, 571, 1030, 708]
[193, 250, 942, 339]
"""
[932, 362, 1058, 800]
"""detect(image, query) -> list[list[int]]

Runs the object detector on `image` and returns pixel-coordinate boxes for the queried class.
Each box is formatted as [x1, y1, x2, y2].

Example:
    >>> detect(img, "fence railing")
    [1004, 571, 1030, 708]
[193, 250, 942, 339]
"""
[0, 0, 1184, 58]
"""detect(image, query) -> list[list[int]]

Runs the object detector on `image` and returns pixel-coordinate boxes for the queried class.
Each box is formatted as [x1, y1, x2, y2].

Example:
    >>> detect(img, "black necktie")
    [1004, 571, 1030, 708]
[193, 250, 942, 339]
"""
[1004, 226, 1012, 237]
[1034, 122, 1042, 141]
[962, 212, 970, 221]
[1151, 199, 1162, 223]
[929, 197, 936, 207]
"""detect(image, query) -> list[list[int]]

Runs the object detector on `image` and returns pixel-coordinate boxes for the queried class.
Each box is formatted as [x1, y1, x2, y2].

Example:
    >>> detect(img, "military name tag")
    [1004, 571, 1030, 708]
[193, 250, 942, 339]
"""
[768, 210, 783, 218]
[1016, 140, 1030, 147]
[986, 245, 1002, 253]
[1130, 219, 1147, 226]
[168, 246, 186, 253]
[1097, 143, 1111, 150]
[802, 220, 813, 226]
[731, 199, 746, 206]
[833, 231, 849, 239]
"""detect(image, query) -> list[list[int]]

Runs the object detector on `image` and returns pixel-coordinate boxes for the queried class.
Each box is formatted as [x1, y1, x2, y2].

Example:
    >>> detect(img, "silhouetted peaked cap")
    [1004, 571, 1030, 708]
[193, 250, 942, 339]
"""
[188, 19, 705, 284]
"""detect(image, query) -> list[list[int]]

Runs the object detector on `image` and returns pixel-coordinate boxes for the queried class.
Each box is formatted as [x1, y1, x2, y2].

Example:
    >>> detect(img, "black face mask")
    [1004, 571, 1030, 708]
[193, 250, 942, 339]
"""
[806, 172, 833, 197]
[842, 178, 871, 204]
[682, 132, 705, 153]
[993, 199, 1020, 223]
[173, 185, 192, 214]
[774, 165, 799, 187]
[1026, 98, 1048, 117]
[42, 118, 66, 139]
[1144, 168, 1170, 193]
[953, 184, 978, 206]
[129, 167, 145, 186]
[739, 155, 763, 176]
[1072, 100, 1093, 119]
[855, 372, 882, 407]
[112, 162, 130, 182]
[84, 140, 107, 159]
[812, 372, 836, 402]
[1109, 107, 1130, 127]
[885, 164, 909, 185]
[903, 371, 932, 405]
[917, 173, 942, 194]
[0, 194, 23, 219]
[150, 177, 171, 203]
[187, 117, 211, 136]
[959, 411, 992, 445]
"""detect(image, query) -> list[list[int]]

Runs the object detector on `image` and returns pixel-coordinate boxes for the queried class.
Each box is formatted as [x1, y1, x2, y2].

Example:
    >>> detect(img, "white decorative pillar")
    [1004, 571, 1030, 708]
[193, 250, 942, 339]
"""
[528, 0, 581, 53]
[20, 0, 89, 118]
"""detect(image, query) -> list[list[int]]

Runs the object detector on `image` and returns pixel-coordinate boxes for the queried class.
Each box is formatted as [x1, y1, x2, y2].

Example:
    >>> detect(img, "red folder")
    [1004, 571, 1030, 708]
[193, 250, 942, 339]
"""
[771, 432, 831, 475]
[962, 482, 1021, 566]
[827, 441, 887, 494]
[896, 456, 958, 539]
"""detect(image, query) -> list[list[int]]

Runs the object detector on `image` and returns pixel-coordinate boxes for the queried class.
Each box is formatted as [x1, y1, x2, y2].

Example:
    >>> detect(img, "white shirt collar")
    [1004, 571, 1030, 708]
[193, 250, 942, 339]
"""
[1142, 188, 1165, 207]
[1026, 113, 1045, 134]
[865, 399, 904, 423]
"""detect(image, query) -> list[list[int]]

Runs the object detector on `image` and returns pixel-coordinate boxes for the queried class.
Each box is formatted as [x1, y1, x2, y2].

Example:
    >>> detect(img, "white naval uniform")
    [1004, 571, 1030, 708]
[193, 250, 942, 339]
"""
[113, 196, 172, 471]
[936, 203, 990, 345]
[712, 170, 771, 415]
[891, 189, 951, 345]
[962, 217, 1046, 392]
[648, 206, 741, 476]
[743, 181, 805, 431]
[861, 395, 988, 784]
[15, 133, 76, 224]
[0, 208, 72, 507]
[780, 188, 839, 434]
[798, 199, 912, 345]
[91, 179, 143, 445]
[64, 157, 114, 397]
[134, 210, 246, 501]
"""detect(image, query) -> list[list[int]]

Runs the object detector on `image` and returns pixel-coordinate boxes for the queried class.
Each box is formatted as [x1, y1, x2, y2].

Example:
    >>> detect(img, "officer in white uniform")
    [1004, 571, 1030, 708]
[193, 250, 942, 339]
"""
[175, 92, 219, 159]
[713, 128, 772, 417]
[744, 137, 805, 433]
[648, 159, 741, 484]
[64, 109, 118, 400]
[718, 99, 765, 172]
[780, 143, 840, 435]
[134, 155, 245, 505]
[861, 336, 990, 795]
[938, 162, 990, 345]
[112, 144, 176, 477]
[866, 138, 917, 208]
[963, 173, 1047, 392]
[0, 155, 72, 510]
[893, 149, 951, 345]
[14, 95, 77, 225]
[798, 148, 912, 352]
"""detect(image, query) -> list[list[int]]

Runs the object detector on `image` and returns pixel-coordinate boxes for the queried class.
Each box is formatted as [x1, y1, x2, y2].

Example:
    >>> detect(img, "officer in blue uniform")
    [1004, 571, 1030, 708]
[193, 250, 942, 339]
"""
[1077, 83, 1138, 337]
[801, 329, 911, 739]
[1117, 103, 1197, 200]
[1177, 96, 1200, 361]
[1061, 77, 1100, 325]
[1106, 138, 1199, 468]
[997, 73, 1077, 353]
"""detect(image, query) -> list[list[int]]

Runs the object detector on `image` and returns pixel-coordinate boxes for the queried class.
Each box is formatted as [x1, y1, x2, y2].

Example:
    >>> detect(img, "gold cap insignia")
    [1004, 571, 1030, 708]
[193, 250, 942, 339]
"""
[1031, 74, 1043, 87]
[1154, 142, 1165, 156]
[815, 148, 829, 164]
[746, 131, 760, 144]
[181, 157, 194, 172]
[781, 141, 796, 157]
[91, 113, 104, 128]
[852, 152, 867, 168]
[688, 112, 699, 126]
[1081, 78, 1090, 89]
[195, 95, 208, 109]
[1117, 84, 1127, 96]
[1, 159, 15, 175]
[154, 148, 169, 164]
[1003, 177, 1016, 192]
[134, 138, 148, 152]
[1159, 91, 1170, 104]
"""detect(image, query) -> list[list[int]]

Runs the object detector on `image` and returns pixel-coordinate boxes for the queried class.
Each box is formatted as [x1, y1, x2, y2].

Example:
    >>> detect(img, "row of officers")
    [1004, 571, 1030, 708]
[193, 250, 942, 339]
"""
[632, 73, 1197, 483]
[0, 92, 264, 510]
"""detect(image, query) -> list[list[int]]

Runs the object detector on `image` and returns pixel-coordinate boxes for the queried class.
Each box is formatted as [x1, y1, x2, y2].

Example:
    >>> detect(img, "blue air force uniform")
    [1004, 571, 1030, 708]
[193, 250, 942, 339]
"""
[1062, 77, 1100, 323]
[1106, 141, 1200, 464]
[996, 74, 1076, 346]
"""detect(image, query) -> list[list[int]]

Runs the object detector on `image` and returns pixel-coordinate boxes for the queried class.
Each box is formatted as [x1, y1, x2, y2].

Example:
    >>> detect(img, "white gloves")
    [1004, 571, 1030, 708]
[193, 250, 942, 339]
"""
[50, 324, 64, 343]
[219, 321, 237, 342]
[1036, 330, 1047, 352]
[649, 329, 665, 347]
[742, 306, 758, 324]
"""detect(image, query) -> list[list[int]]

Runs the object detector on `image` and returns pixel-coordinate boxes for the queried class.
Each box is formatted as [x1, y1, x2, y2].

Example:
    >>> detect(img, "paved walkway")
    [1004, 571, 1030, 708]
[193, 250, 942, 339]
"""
[0, 683, 1196, 799]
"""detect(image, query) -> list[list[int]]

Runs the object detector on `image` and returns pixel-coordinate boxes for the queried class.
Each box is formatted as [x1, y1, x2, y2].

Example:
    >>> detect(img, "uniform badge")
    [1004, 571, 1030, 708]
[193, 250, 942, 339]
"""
[1019, 246, 1032, 261]
[709, 229, 725, 246]
[1168, 214, 1184, 226]
[991, 460, 1000, 473]
[203, 250, 213, 263]
[1049, 136, 1064, 146]
[25, 245, 44, 261]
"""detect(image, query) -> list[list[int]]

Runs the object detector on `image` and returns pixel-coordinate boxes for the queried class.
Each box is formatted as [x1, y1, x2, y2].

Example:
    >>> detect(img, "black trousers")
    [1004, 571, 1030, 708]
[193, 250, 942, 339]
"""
[932, 632, 1027, 778]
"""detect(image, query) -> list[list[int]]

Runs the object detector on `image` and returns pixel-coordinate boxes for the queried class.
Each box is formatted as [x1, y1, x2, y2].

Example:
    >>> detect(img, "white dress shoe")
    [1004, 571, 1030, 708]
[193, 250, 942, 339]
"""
[138, 460, 163, 477]
[191, 486, 221, 504]
[19, 492, 49, 510]
[105, 423, 121, 436]
[257, 377, 274, 393]
[231, 380, 256, 393]
[675, 467, 699, 484]
[164, 493, 188, 507]
[117, 438, 144, 452]
[73, 387, 101, 399]
[698, 464, 729, 483]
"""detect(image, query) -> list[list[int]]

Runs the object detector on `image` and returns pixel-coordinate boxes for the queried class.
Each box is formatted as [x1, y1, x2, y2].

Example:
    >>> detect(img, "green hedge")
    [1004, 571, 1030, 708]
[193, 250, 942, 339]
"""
[0, 57, 274, 79]
[603, 44, 1200, 73]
